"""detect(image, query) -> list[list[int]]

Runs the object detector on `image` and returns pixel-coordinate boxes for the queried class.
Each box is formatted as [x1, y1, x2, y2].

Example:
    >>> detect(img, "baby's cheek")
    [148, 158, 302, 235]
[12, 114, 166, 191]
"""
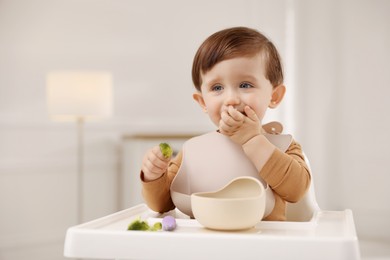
[211, 113, 222, 126]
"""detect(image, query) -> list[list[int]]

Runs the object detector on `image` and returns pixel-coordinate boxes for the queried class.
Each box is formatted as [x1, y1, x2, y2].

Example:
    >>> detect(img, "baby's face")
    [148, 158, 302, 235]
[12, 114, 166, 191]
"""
[197, 54, 274, 127]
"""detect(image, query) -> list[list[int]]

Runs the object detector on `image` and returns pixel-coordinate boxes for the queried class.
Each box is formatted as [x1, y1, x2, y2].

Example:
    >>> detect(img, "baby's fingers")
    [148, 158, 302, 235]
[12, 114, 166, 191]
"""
[151, 146, 170, 163]
[142, 147, 170, 180]
[143, 158, 165, 174]
[244, 106, 259, 122]
[228, 106, 245, 121]
[221, 107, 243, 126]
[144, 147, 169, 169]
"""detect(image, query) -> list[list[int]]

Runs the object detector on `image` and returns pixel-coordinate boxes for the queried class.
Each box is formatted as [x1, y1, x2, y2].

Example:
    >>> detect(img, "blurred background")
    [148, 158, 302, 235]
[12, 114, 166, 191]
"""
[0, 0, 389, 259]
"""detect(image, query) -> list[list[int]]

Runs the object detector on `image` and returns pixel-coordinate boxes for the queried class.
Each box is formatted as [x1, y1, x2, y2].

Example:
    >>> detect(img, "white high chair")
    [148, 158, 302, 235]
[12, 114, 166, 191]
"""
[285, 153, 320, 221]
[64, 154, 360, 260]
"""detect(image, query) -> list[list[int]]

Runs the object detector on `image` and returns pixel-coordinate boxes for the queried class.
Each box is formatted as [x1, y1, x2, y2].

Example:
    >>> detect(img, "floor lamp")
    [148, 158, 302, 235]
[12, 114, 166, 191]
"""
[47, 71, 113, 223]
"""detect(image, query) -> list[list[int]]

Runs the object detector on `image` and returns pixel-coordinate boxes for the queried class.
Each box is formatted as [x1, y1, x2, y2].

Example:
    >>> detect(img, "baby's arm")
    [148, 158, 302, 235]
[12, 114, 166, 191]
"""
[242, 134, 276, 173]
[140, 150, 182, 213]
[220, 105, 276, 171]
[219, 106, 310, 201]
[259, 141, 311, 202]
[244, 136, 310, 202]
[245, 138, 310, 204]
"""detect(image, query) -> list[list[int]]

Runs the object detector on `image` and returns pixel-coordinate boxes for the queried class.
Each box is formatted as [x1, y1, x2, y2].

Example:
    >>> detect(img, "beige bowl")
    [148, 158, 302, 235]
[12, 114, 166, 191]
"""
[191, 176, 266, 231]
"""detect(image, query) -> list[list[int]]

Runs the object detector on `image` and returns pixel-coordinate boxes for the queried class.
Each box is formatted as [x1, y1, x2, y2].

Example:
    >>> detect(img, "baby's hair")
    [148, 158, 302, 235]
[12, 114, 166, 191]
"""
[192, 27, 284, 91]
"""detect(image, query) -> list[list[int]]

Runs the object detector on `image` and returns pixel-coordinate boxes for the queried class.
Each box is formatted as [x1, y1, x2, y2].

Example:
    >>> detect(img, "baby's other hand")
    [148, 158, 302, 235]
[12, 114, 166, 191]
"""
[141, 146, 171, 181]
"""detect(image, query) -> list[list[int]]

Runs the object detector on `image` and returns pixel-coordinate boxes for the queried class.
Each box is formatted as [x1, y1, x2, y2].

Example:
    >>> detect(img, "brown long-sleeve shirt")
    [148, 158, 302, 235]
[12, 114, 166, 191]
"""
[140, 137, 311, 221]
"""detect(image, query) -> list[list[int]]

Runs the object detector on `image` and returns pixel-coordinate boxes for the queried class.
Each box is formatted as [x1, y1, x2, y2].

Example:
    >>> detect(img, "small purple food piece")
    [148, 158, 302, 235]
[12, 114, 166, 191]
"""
[162, 216, 176, 231]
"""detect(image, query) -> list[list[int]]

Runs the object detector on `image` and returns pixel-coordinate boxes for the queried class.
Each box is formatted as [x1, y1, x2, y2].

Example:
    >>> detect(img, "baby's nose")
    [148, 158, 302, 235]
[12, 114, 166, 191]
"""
[224, 91, 240, 106]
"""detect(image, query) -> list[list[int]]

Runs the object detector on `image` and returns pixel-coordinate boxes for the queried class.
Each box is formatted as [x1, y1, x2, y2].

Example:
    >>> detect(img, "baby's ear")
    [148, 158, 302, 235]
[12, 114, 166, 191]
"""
[269, 84, 286, 108]
[193, 92, 207, 113]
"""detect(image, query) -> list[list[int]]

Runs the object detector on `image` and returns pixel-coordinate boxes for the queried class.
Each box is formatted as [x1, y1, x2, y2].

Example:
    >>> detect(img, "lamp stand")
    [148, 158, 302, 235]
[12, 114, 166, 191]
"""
[77, 117, 84, 223]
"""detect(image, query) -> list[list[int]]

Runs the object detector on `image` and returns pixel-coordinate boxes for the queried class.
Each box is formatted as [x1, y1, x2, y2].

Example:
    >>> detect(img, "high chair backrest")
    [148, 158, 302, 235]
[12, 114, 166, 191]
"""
[285, 153, 320, 221]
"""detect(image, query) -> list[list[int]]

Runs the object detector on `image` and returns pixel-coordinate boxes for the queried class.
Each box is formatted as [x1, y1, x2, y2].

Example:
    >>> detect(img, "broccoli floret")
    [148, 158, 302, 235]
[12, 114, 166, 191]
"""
[127, 218, 150, 231]
[150, 222, 162, 231]
[127, 217, 162, 232]
[159, 143, 173, 159]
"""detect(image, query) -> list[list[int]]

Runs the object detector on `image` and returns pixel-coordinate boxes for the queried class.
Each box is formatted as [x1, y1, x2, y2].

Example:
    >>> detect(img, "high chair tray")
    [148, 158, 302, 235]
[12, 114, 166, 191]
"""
[64, 204, 360, 260]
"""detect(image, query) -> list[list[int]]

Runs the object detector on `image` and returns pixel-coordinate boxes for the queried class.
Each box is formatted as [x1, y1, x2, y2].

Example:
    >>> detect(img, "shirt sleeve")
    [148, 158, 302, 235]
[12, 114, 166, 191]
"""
[259, 139, 311, 203]
[140, 152, 183, 213]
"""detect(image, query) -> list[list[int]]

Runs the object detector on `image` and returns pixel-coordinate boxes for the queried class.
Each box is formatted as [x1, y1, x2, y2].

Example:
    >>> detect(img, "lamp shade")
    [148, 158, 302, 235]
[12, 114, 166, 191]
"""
[47, 71, 113, 121]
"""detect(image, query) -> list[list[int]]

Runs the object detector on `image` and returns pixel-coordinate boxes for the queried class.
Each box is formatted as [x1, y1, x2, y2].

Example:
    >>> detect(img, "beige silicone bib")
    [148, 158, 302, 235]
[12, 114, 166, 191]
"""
[171, 131, 292, 218]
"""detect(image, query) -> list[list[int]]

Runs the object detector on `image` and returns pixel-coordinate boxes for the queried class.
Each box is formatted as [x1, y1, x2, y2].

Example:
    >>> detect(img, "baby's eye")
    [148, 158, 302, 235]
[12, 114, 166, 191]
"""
[211, 85, 223, 92]
[239, 82, 253, 89]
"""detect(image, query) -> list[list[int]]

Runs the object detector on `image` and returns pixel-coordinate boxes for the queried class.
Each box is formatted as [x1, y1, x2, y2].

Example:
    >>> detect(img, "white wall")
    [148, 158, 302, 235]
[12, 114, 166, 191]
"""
[0, 1, 288, 259]
[293, 0, 390, 243]
[0, 0, 389, 259]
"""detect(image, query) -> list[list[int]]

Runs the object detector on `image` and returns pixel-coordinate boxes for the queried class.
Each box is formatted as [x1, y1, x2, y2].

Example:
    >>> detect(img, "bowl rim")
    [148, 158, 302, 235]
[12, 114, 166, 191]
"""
[191, 192, 264, 202]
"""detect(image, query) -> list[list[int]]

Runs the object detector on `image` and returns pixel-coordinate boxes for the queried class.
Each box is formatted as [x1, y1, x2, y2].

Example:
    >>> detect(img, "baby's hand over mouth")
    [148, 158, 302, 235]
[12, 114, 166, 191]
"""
[219, 105, 261, 145]
[219, 106, 244, 132]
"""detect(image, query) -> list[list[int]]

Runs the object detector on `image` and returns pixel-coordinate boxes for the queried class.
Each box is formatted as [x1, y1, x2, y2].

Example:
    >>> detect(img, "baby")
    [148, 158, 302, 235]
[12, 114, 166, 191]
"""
[140, 27, 311, 221]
